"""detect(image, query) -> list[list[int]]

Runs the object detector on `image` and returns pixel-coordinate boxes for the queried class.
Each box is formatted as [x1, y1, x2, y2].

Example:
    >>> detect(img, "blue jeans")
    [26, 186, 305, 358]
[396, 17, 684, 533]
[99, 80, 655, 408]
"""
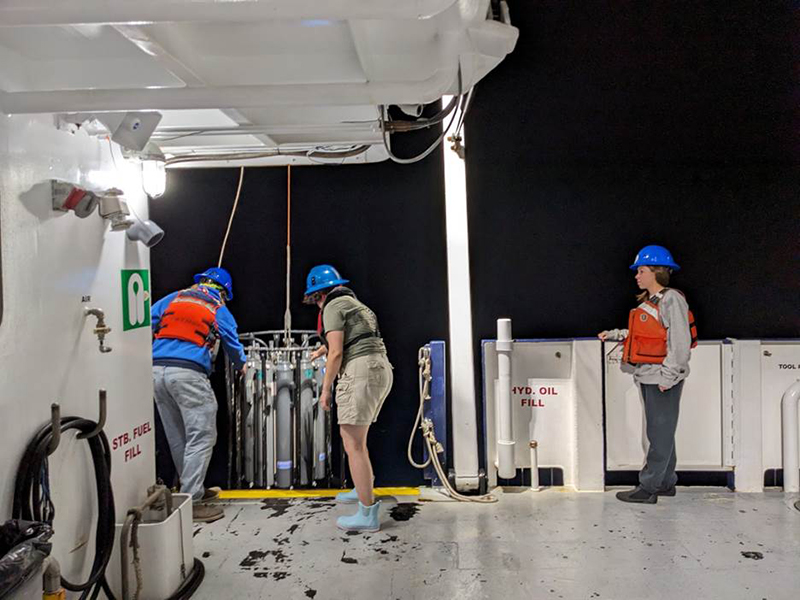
[153, 366, 217, 501]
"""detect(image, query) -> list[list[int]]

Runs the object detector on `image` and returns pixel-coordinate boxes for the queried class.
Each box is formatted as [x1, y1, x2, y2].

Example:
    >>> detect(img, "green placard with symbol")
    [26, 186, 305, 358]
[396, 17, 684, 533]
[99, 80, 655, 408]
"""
[121, 269, 151, 331]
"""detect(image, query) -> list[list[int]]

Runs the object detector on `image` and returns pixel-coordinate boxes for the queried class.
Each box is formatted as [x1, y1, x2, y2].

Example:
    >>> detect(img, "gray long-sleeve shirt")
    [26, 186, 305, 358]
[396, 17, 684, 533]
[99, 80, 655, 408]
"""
[606, 289, 692, 389]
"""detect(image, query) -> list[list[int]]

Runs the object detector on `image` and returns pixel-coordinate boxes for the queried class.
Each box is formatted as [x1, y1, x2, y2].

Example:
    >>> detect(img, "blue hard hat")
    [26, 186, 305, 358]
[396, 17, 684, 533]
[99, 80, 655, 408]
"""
[630, 245, 681, 271]
[194, 267, 234, 300]
[305, 264, 349, 295]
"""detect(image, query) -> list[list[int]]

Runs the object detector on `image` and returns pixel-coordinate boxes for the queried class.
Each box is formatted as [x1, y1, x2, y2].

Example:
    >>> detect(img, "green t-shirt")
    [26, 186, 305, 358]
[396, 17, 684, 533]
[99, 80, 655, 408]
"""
[322, 294, 386, 364]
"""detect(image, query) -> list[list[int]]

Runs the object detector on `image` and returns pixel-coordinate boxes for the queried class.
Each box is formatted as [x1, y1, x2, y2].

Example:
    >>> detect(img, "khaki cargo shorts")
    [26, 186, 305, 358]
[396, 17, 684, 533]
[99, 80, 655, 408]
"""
[335, 354, 394, 426]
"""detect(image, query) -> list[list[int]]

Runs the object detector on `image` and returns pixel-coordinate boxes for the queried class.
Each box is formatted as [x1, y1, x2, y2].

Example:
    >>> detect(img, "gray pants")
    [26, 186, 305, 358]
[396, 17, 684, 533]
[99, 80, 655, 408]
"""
[639, 381, 684, 494]
[153, 366, 218, 501]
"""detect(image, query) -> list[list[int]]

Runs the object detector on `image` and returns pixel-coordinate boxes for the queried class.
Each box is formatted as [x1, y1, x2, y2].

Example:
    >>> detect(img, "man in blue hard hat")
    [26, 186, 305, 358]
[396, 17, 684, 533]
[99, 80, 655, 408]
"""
[151, 267, 246, 523]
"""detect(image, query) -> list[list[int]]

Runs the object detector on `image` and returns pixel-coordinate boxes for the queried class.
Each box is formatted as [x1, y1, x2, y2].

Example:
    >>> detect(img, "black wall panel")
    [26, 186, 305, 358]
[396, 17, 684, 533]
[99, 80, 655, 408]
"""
[150, 150, 449, 486]
[466, 1, 800, 344]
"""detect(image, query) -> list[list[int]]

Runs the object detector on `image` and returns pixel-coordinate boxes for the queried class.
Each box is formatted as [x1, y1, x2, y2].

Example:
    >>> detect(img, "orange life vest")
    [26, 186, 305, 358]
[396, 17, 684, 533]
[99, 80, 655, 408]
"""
[154, 287, 222, 348]
[622, 288, 698, 365]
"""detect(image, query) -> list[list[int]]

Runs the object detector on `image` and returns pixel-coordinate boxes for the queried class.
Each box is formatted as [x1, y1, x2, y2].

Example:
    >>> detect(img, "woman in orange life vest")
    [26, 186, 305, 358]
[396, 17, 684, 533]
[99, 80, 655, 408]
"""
[599, 245, 697, 504]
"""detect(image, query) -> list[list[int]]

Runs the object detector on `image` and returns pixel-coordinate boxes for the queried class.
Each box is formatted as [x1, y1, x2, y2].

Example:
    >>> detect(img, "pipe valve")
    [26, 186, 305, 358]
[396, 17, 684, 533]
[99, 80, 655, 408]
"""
[85, 307, 112, 353]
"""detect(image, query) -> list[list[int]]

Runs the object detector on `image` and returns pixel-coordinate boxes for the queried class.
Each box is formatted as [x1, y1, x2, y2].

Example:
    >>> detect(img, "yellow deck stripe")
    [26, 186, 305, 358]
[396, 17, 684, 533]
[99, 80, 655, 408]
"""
[219, 487, 420, 500]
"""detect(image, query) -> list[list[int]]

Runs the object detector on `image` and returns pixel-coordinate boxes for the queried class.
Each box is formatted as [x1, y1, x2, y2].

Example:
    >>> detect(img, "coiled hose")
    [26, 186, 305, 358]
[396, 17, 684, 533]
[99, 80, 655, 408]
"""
[408, 347, 497, 503]
[12, 415, 117, 600]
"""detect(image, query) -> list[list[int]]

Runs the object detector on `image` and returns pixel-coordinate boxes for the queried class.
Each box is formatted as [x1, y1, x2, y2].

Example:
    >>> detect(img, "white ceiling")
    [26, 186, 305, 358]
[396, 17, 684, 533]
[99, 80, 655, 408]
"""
[0, 0, 518, 167]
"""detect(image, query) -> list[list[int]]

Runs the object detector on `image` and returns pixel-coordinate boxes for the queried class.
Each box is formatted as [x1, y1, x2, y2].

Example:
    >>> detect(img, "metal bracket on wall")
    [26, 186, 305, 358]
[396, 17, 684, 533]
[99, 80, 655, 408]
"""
[47, 403, 61, 456]
[77, 389, 108, 440]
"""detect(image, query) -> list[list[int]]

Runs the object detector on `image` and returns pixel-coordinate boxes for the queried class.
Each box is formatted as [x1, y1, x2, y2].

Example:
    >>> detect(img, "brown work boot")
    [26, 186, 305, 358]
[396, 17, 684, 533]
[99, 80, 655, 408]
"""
[199, 487, 221, 503]
[193, 504, 224, 523]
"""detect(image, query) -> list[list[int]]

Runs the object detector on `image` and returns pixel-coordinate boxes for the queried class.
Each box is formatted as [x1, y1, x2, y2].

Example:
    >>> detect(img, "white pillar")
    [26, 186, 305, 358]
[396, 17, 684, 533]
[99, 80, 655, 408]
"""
[731, 340, 764, 492]
[572, 339, 605, 491]
[443, 95, 479, 490]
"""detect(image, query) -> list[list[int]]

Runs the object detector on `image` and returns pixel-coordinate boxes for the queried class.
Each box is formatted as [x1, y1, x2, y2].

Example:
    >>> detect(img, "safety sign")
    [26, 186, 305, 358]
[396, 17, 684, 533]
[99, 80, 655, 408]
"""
[121, 269, 151, 331]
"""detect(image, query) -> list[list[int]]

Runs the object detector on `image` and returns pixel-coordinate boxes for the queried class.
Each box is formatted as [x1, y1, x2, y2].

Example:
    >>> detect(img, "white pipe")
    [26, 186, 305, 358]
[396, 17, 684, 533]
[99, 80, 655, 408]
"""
[152, 123, 381, 138]
[0, 0, 459, 27]
[528, 415, 540, 491]
[496, 318, 515, 479]
[529, 441, 540, 492]
[781, 380, 800, 493]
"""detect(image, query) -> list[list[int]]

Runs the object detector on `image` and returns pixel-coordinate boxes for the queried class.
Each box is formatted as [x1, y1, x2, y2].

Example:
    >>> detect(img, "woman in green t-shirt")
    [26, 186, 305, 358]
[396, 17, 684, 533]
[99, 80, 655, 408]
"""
[304, 264, 393, 532]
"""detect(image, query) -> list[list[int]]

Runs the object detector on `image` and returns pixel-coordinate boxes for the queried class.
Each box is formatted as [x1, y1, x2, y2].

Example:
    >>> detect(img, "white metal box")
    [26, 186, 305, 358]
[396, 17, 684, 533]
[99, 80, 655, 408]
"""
[107, 493, 194, 600]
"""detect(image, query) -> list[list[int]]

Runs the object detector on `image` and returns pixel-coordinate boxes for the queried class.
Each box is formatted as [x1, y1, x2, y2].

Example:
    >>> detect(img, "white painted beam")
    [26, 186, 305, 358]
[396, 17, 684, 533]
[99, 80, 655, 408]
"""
[0, 0, 458, 26]
[347, 20, 377, 84]
[112, 25, 206, 87]
[0, 70, 458, 114]
[219, 108, 280, 151]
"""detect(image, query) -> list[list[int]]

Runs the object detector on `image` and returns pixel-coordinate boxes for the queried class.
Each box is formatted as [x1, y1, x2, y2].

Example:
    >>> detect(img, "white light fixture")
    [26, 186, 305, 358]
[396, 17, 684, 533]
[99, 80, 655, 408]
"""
[140, 142, 167, 199]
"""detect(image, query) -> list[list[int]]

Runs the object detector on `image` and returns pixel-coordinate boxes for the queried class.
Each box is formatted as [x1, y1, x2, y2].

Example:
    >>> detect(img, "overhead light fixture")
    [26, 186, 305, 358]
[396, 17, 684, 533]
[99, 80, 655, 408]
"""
[140, 142, 167, 199]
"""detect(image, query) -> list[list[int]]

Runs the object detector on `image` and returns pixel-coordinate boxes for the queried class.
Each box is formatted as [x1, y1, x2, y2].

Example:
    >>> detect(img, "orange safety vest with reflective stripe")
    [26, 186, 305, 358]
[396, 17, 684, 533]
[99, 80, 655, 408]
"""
[154, 287, 222, 348]
[622, 289, 698, 365]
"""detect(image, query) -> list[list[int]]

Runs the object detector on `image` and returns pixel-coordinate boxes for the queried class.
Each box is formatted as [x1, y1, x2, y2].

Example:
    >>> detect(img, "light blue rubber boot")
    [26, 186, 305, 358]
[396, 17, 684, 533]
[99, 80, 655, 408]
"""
[335, 488, 359, 504]
[336, 501, 381, 532]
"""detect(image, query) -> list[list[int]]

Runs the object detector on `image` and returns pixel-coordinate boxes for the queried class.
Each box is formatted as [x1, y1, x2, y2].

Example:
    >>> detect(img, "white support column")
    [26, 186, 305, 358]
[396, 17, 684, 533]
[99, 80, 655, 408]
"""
[732, 340, 764, 492]
[572, 339, 605, 491]
[443, 95, 479, 491]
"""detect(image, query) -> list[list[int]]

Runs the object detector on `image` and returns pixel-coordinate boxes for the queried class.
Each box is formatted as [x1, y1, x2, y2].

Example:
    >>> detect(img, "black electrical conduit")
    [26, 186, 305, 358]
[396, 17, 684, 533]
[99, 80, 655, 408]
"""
[12, 407, 205, 600]
[166, 559, 205, 600]
[12, 412, 117, 600]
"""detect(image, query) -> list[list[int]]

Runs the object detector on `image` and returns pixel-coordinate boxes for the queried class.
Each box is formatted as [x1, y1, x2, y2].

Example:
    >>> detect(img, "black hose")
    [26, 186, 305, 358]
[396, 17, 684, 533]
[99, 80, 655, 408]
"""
[12, 416, 117, 600]
[165, 559, 205, 600]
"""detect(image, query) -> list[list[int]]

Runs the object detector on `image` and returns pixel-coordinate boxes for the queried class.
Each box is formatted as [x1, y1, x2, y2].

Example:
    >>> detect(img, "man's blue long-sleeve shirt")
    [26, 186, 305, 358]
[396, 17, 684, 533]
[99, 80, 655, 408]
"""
[151, 285, 246, 374]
